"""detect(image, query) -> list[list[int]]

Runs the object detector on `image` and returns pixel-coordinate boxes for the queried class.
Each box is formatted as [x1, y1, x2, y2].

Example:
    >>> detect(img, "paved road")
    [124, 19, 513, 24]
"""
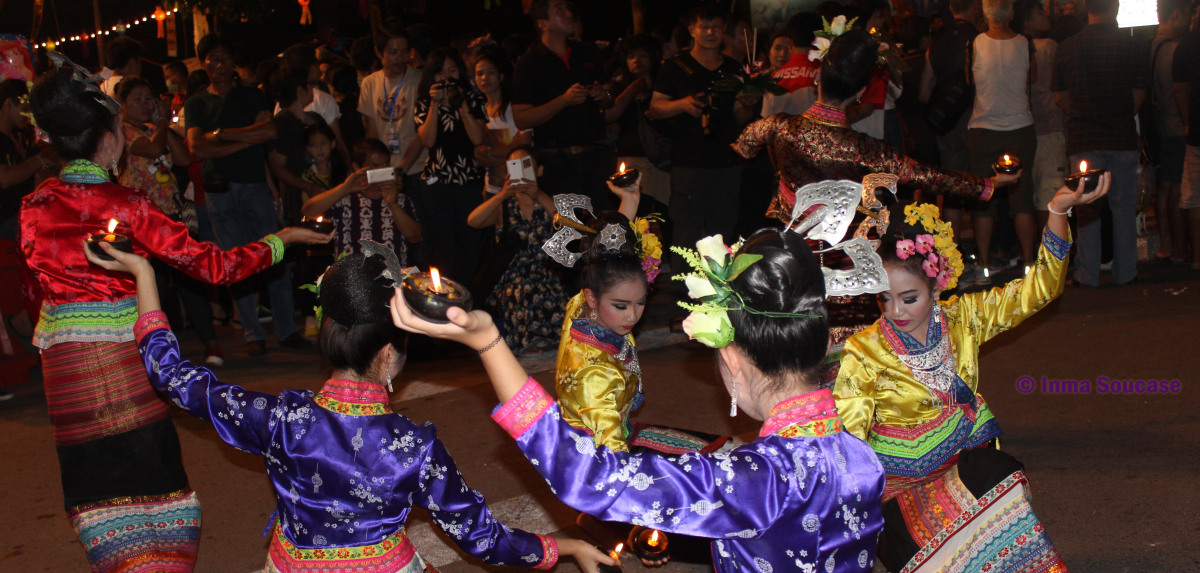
[2, 266, 1198, 572]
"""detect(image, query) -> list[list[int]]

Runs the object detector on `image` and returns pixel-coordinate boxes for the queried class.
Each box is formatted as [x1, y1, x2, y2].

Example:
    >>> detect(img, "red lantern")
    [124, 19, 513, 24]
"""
[298, 0, 312, 25]
[153, 7, 167, 38]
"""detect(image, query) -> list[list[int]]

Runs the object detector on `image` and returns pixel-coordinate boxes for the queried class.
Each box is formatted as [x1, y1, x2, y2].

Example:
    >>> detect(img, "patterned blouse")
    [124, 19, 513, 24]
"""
[736, 102, 994, 222]
[327, 191, 419, 266]
[136, 313, 559, 572]
[493, 379, 886, 573]
[834, 227, 1071, 493]
[20, 160, 282, 348]
[414, 89, 487, 186]
[554, 292, 642, 452]
[119, 122, 180, 217]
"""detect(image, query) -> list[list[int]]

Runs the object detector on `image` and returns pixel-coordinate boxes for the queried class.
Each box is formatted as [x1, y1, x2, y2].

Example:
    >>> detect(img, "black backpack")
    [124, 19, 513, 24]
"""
[1139, 38, 1175, 166]
[923, 36, 977, 136]
[924, 34, 1036, 136]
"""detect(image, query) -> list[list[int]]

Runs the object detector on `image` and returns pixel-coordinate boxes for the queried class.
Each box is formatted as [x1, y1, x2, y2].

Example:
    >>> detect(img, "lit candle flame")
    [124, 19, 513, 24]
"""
[610, 543, 624, 559]
[870, 27, 877, 34]
[315, 216, 323, 223]
[1002, 154, 1011, 163]
[1079, 160, 1087, 172]
[648, 530, 660, 547]
[430, 268, 442, 293]
[618, 162, 626, 173]
[107, 219, 119, 233]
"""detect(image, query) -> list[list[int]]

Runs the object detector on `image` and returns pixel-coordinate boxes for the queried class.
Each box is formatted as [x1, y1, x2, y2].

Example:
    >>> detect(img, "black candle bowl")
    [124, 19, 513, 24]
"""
[1064, 169, 1106, 192]
[608, 168, 640, 188]
[301, 217, 335, 234]
[595, 546, 623, 573]
[633, 528, 670, 563]
[401, 273, 473, 323]
[87, 233, 134, 261]
[992, 155, 1021, 175]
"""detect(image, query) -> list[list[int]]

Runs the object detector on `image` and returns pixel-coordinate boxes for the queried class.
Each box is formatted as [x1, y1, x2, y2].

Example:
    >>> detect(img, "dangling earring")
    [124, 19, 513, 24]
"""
[729, 385, 738, 417]
[386, 374, 393, 393]
[107, 148, 119, 174]
[589, 308, 598, 321]
[933, 307, 941, 324]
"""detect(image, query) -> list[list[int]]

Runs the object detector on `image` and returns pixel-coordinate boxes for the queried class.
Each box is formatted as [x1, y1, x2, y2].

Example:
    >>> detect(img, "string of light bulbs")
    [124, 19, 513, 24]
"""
[35, 7, 181, 50]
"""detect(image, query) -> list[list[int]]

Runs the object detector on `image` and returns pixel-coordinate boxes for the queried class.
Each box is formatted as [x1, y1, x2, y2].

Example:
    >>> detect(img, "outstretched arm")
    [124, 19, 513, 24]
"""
[83, 242, 277, 452]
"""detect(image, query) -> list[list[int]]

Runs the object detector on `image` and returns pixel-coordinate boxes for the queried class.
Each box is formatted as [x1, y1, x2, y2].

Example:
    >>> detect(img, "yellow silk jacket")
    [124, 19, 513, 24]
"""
[554, 292, 643, 452]
[834, 228, 1071, 476]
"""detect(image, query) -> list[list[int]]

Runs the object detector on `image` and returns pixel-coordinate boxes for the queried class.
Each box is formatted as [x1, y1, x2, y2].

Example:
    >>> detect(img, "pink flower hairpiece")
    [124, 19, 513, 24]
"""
[922, 252, 940, 278]
[899, 234, 946, 280]
[915, 234, 935, 255]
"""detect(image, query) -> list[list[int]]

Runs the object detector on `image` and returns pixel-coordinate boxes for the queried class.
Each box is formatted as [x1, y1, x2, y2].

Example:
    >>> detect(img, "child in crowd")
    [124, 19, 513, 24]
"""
[302, 138, 422, 266]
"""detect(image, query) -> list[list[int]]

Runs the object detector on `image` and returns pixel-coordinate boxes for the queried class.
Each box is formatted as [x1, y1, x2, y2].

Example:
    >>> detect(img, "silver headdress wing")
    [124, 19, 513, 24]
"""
[46, 51, 122, 116]
[541, 194, 626, 267]
[785, 175, 898, 297]
[359, 239, 415, 286]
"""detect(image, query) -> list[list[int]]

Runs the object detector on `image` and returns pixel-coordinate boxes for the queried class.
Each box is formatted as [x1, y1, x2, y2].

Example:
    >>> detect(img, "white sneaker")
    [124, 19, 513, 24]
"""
[205, 348, 226, 368]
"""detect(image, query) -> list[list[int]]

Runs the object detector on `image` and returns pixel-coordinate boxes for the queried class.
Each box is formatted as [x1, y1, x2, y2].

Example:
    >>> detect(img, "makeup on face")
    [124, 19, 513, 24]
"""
[877, 264, 939, 343]
[589, 279, 648, 335]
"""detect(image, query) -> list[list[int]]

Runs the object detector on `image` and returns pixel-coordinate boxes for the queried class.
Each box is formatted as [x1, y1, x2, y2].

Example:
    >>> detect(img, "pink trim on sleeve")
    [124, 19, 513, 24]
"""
[533, 534, 560, 569]
[134, 310, 171, 343]
[491, 378, 555, 439]
[980, 178, 995, 201]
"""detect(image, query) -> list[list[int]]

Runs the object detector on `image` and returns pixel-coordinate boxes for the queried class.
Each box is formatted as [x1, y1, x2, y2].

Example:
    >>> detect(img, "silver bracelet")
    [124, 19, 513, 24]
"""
[477, 334, 504, 356]
[1046, 202, 1072, 217]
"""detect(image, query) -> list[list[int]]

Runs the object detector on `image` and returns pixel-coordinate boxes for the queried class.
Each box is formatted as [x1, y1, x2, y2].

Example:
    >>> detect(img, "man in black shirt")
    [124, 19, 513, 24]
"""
[1053, 0, 1148, 286]
[511, 0, 614, 210]
[1174, 0, 1200, 271]
[650, 3, 760, 285]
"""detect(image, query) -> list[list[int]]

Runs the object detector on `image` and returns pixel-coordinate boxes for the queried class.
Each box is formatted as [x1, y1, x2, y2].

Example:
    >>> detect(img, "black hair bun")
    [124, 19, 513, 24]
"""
[320, 253, 395, 327]
[31, 69, 111, 139]
[581, 210, 638, 264]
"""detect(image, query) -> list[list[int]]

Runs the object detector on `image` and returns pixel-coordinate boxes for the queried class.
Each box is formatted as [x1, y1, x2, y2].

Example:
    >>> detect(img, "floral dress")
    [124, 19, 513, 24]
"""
[119, 122, 182, 218]
[485, 197, 565, 350]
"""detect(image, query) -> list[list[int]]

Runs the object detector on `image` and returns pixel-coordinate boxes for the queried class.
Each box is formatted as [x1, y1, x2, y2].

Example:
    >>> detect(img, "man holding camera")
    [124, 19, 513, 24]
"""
[650, 3, 760, 301]
[511, 0, 615, 211]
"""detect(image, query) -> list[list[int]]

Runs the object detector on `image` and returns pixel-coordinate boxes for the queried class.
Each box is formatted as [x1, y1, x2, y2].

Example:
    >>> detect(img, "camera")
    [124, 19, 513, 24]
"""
[435, 78, 465, 107]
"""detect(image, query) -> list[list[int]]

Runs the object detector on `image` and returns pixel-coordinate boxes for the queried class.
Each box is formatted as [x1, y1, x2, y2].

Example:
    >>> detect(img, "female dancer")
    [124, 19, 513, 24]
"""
[390, 229, 887, 573]
[21, 61, 329, 571]
[540, 184, 667, 454]
[735, 29, 1021, 383]
[833, 174, 1108, 572]
[85, 241, 610, 572]
[736, 29, 1016, 221]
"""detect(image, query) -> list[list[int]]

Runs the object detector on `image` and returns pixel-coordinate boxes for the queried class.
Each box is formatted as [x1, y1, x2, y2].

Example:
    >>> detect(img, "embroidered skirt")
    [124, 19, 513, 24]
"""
[69, 488, 201, 573]
[265, 525, 437, 573]
[44, 341, 198, 569]
[878, 448, 1067, 573]
[42, 340, 169, 446]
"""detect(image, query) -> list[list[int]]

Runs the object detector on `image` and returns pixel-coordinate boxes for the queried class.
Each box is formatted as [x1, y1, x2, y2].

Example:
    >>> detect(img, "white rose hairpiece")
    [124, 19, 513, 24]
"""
[809, 15, 858, 62]
[672, 235, 818, 349]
